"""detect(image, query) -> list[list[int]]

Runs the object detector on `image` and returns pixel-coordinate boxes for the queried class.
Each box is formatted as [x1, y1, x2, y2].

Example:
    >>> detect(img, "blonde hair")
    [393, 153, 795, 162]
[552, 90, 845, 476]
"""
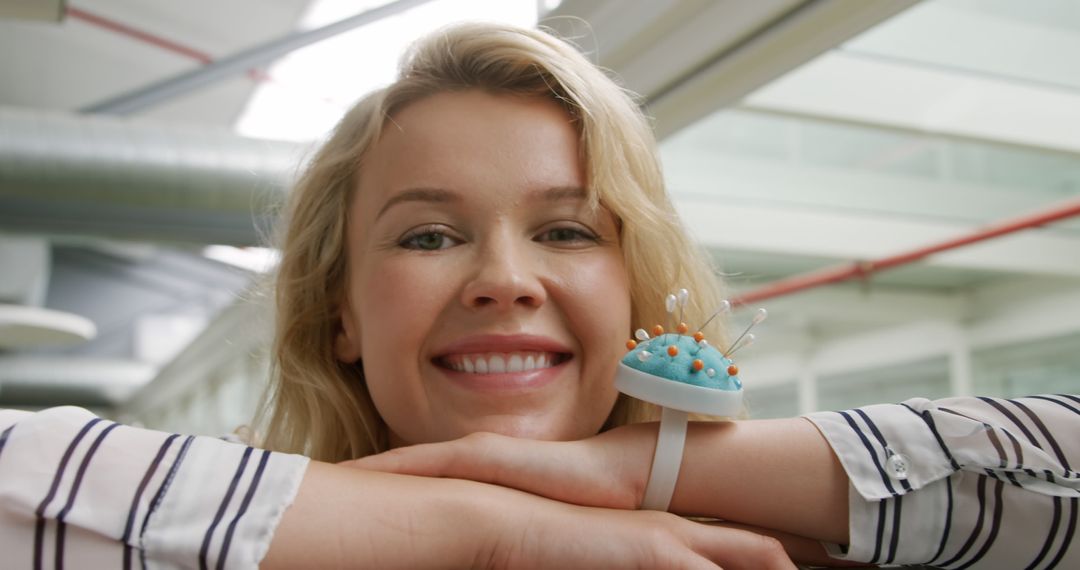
[258, 22, 730, 462]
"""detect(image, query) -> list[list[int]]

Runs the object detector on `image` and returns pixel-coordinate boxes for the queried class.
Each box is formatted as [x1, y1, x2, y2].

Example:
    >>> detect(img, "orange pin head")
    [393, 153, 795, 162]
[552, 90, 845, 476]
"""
[626, 339, 637, 350]
[676, 322, 689, 334]
[667, 345, 679, 357]
[727, 364, 739, 377]
[651, 324, 664, 336]
[692, 359, 704, 371]
[693, 331, 705, 343]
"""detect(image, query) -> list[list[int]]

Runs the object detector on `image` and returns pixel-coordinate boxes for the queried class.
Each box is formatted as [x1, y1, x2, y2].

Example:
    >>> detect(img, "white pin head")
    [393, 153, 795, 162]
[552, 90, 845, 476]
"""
[637, 350, 653, 362]
[677, 288, 689, 306]
[728, 333, 755, 356]
[752, 308, 768, 324]
[698, 300, 731, 333]
[724, 308, 767, 358]
[635, 328, 650, 341]
[665, 294, 677, 313]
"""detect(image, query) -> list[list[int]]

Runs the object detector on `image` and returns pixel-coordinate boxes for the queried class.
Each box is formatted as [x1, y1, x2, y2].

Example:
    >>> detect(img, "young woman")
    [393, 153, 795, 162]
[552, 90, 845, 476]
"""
[1, 22, 1075, 569]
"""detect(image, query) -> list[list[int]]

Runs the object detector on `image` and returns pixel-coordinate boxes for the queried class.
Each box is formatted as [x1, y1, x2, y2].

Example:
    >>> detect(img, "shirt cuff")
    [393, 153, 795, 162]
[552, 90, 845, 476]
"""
[141, 436, 309, 569]
[804, 401, 957, 502]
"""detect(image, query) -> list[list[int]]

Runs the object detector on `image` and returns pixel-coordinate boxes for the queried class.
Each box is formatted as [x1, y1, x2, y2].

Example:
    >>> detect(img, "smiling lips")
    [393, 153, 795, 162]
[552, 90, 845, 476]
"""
[439, 351, 569, 374]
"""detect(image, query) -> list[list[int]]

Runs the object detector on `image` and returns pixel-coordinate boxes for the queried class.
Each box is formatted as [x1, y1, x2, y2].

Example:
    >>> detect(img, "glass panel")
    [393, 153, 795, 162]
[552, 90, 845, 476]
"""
[818, 358, 951, 411]
[974, 333, 1080, 397]
[744, 382, 798, 419]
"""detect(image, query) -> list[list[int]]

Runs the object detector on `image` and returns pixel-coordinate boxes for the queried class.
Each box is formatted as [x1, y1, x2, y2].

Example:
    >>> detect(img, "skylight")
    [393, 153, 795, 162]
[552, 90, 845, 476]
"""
[235, 0, 538, 142]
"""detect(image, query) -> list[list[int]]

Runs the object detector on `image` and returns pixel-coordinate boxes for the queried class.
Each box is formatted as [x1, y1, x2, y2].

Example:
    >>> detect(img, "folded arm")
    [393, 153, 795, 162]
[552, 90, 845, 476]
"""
[351, 394, 1080, 567]
[0, 406, 799, 569]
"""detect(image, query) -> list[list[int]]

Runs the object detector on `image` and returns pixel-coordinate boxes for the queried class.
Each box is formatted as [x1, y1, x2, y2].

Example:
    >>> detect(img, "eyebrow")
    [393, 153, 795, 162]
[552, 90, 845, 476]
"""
[375, 185, 589, 220]
[376, 187, 462, 220]
[531, 185, 588, 202]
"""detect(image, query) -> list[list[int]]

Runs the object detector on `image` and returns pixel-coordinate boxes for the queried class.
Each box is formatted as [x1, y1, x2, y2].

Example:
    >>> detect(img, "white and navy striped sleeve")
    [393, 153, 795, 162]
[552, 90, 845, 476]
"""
[0, 406, 309, 570]
[805, 394, 1079, 569]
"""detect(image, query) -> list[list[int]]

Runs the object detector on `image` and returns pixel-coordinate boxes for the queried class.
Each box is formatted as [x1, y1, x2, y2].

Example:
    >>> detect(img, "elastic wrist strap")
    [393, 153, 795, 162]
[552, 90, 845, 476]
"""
[640, 407, 688, 511]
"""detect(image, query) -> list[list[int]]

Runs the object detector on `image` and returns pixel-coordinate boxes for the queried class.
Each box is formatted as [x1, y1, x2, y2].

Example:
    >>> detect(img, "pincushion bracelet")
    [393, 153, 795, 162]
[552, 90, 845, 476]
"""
[616, 290, 765, 511]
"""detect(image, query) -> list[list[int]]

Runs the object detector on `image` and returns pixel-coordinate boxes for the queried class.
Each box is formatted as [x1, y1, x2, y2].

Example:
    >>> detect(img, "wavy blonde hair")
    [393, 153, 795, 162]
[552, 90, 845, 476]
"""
[258, 22, 730, 462]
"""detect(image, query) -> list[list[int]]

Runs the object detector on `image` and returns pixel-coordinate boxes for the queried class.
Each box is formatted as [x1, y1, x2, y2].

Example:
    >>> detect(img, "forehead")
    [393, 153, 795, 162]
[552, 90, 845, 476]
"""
[357, 90, 584, 206]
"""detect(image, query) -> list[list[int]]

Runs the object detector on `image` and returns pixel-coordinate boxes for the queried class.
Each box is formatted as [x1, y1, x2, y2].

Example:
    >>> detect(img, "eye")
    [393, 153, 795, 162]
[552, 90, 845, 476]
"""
[535, 225, 599, 245]
[399, 226, 461, 251]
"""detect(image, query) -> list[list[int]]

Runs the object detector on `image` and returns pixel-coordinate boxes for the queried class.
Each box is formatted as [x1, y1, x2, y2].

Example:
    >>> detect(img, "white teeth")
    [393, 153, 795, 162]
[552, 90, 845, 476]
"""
[443, 351, 562, 375]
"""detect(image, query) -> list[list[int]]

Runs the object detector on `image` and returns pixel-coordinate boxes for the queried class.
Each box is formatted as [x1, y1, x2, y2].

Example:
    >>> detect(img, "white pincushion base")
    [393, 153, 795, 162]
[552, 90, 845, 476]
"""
[615, 362, 743, 416]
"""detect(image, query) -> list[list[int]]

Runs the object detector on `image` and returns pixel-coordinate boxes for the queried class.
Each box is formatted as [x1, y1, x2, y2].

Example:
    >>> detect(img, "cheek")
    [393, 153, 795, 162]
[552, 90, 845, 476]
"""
[553, 251, 631, 365]
[356, 257, 452, 372]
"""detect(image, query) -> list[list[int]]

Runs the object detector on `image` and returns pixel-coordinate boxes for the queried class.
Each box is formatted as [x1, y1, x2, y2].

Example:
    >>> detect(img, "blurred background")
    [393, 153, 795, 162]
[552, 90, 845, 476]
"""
[1, 0, 1078, 434]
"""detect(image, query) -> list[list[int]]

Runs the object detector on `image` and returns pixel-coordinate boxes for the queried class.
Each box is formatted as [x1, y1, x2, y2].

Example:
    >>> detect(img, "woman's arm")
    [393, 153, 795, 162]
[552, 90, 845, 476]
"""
[265, 460, 800, 569]
[347, 417, 850, 542]
[802, 395, 1080, 567]
[350, 394, 1080, 567]
[669, 418, 850, 543]
[0, 406, 796, 569]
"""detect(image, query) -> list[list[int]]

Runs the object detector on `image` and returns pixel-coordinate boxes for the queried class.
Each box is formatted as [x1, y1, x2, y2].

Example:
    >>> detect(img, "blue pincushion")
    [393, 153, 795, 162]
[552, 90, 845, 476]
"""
[614, 291, 760, 416]
[621, 334, 741, 391]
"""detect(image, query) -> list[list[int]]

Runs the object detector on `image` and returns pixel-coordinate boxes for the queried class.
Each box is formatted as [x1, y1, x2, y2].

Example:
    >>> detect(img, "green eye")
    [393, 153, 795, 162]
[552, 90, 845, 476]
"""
[547, 228, 581, 241]
[538, 226, 597, 244]
[413, 233, 444, 250]
[400, 229, 457, 251]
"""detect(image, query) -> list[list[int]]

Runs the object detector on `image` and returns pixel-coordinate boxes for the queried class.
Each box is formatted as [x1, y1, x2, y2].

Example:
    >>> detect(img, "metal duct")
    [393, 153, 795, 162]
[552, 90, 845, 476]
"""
[0, 106, 308, 245]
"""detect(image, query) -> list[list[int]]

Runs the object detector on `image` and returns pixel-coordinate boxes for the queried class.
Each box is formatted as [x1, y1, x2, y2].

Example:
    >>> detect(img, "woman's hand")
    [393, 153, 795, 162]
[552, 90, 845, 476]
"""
[265, 459, 798, 569]
[342, 424, 656, 510]
[342, 424, 859, 567]
[488, 498, 798, 570]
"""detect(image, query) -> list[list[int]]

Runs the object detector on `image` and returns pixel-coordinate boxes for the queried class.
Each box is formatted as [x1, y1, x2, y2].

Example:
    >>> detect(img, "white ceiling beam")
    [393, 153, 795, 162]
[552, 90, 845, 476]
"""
[744, 50, 1080, 155]
[82, 0, 433, 115]
[842, 1, 1080, 93]
[547, 0, 916, 139]
[662, 151, 1069, 226]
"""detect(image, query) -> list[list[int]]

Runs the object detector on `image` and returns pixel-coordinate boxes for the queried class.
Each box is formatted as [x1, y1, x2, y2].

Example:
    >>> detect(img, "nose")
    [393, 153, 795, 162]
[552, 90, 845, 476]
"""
[461, 235, 547, 311]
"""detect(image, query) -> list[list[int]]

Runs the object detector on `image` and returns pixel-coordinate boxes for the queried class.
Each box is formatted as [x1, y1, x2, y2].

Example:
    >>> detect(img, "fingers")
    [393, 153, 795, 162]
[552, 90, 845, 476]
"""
[341, 438, 468, 477]
[684, 519, 796, 570]
[345, 426, 653, 511]
[344, 432, 526, 487]
[701, 521, 870, 568]
[682, 551, 723, 570]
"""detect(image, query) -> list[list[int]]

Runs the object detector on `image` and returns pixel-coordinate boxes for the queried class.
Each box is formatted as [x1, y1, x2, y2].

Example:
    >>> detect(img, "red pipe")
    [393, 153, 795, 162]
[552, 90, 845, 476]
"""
[66, 7, 214, 64]
[731, 197, 1080, 306]
[65, 6, 329, 102]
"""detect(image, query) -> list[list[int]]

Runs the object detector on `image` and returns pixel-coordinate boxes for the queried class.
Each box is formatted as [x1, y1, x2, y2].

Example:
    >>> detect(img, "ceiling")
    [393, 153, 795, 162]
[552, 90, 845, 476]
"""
[1, 0, 1078, 412]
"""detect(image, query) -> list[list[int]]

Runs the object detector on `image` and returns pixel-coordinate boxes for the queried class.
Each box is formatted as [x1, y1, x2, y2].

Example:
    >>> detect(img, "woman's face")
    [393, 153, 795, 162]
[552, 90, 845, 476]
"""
[337, 90, 631, 447]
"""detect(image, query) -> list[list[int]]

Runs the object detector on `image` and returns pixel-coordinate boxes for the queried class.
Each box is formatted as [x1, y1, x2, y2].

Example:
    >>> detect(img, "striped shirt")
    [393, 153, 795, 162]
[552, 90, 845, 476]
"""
[2, 396, 1075, 568]
[806, 394, 1079, 569]
[0, 407, 308, 570]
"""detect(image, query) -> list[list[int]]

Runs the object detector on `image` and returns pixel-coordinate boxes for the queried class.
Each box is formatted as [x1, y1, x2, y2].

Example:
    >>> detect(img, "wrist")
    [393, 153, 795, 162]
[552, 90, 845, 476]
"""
[434, 478, 516, 568]
[593, 422, 665, 509]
